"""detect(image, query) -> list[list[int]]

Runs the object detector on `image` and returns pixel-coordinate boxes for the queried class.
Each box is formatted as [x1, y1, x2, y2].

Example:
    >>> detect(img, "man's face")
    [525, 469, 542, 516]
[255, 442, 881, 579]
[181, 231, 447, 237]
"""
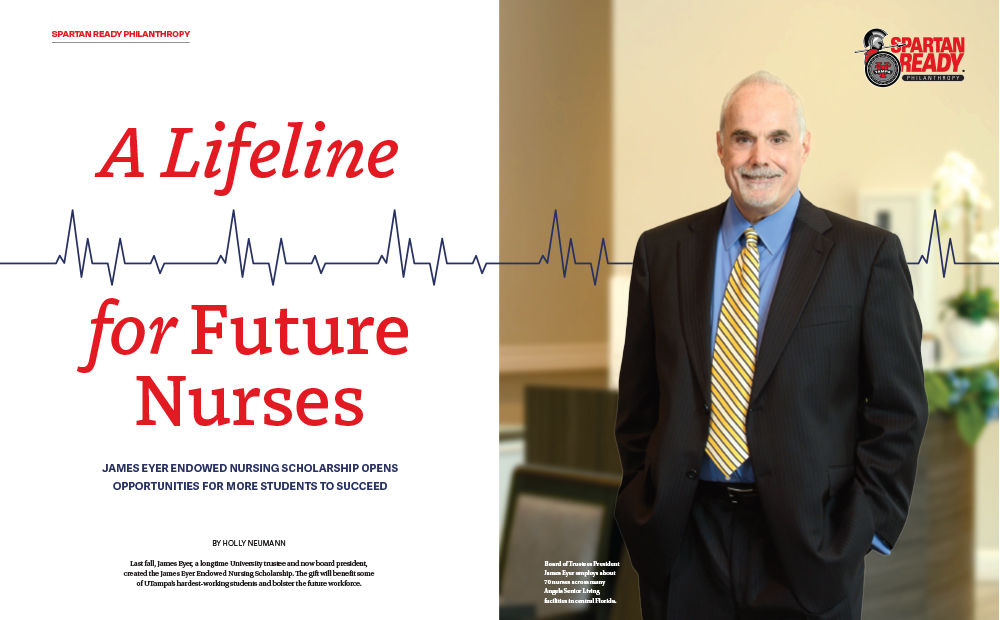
[716, 83, 811, 221]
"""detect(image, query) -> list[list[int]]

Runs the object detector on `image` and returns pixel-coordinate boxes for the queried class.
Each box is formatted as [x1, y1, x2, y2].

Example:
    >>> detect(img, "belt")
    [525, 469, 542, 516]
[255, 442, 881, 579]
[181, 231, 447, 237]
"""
[696, 481, 758, 505]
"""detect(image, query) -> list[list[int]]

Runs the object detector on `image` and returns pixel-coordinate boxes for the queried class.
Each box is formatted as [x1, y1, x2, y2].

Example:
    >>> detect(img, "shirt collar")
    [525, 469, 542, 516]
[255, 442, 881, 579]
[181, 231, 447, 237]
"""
[721, 189, 801, 256]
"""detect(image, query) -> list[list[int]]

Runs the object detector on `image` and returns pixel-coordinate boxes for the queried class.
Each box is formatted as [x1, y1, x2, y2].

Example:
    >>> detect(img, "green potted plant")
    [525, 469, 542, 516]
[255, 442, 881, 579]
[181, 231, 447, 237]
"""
[925, 363, 1000, 444]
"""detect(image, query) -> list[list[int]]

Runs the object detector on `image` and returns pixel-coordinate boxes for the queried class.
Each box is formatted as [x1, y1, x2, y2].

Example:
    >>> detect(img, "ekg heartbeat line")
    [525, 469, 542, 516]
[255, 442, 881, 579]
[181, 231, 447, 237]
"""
[0, 209, 992, 286]
[908, 209, 999, 276]
[0, 210, 631, 286]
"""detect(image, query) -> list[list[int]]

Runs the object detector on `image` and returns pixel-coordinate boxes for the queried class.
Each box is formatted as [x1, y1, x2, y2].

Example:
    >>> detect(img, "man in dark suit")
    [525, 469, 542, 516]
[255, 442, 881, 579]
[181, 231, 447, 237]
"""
[613, 71, 927, 619]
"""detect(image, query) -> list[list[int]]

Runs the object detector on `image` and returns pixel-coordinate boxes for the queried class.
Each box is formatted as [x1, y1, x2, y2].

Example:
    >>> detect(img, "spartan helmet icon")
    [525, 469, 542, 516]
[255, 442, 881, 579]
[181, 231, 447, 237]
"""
[864, 28, 887, 51]
[861, 28, 901, 87]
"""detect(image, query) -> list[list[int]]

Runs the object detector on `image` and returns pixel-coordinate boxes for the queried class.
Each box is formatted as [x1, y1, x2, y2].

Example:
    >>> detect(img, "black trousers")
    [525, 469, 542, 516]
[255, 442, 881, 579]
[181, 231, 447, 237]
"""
[638, 487, 863, 620]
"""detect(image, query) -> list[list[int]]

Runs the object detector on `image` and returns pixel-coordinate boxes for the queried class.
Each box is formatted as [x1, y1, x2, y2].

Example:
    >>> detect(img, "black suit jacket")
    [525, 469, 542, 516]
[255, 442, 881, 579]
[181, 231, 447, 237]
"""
[614, 196, 928, 614]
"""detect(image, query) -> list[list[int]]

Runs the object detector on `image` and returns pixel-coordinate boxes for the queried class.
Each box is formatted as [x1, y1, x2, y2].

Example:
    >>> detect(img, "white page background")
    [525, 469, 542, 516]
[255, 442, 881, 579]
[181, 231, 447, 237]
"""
[1, 2, 498, 617]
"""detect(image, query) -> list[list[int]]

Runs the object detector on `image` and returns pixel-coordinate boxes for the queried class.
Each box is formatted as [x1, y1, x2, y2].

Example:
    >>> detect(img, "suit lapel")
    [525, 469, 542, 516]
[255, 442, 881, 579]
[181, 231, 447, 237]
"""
[678, 202, 726, 406]
[749, 196, 834, 404]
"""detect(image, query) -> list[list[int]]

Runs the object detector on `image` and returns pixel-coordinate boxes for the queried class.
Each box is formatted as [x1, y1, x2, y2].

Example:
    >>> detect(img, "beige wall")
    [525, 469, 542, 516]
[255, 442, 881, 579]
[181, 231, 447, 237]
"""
[612, 0, 998, 254]
[500, 0, 611, 347]
[500, 0, 613, 426]
[612, 0, 999, 569]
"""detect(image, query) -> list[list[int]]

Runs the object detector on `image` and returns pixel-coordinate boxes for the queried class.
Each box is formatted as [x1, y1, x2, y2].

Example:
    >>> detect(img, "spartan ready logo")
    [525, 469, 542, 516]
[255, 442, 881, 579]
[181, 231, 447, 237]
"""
[856, 28, 966, 87]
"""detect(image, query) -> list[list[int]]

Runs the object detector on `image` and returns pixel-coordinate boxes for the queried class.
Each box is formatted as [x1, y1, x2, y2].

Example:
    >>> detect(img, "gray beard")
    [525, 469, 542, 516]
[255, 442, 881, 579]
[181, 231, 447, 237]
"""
[736, 180, 782, 208]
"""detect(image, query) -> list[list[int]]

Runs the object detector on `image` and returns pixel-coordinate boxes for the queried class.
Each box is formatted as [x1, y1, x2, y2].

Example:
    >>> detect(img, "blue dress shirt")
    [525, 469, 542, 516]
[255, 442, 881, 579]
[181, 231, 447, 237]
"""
[698, 190, 891, 555]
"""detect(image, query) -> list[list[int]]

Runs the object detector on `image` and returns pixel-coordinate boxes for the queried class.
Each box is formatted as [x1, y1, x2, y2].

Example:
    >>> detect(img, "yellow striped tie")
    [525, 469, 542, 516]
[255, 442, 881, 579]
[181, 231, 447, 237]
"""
[706, 227, 760, 478]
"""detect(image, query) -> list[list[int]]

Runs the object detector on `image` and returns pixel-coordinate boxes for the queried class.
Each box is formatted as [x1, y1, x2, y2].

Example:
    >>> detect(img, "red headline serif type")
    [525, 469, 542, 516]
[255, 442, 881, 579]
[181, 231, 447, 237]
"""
[135, 378, 364, 428]
[95, 122, 398, 196]
[77, 298, 408, 427]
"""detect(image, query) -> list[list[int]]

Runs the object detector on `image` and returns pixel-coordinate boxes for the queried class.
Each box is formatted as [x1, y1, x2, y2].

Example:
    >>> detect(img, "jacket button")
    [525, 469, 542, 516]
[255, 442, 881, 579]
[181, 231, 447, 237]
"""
[703, 403, 711, 413]
[686, 469, 698, 479]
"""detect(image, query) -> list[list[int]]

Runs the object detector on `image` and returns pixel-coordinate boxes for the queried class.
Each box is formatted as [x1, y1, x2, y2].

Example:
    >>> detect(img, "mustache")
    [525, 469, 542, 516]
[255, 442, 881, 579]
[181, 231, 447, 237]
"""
[738, 167, 783, 179]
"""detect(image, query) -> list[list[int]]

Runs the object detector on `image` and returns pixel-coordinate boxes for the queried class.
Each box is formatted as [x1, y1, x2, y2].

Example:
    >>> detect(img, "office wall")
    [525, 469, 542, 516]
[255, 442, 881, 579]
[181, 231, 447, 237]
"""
[612, 0, 998, 256]
[500, 0, 612, 426]
[500, 0, 611, 348]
